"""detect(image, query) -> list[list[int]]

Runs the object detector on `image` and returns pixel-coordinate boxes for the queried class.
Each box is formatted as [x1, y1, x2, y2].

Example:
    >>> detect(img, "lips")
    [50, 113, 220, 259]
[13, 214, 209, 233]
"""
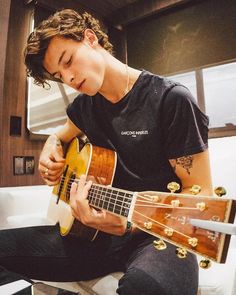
[76, 80, 85, 91]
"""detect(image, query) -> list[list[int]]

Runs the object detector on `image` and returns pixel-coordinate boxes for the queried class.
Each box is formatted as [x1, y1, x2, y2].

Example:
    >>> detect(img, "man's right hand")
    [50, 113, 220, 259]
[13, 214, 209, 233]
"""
[38, 134, 66, 186]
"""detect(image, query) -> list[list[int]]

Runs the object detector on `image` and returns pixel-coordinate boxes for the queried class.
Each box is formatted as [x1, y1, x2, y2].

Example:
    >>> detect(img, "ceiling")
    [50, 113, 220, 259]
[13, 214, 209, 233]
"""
[36, 0, 193, 27]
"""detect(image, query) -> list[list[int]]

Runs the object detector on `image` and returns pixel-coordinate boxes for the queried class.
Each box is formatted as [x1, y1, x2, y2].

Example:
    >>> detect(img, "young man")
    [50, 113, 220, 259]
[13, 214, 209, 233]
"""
[1, 9, 212, 295]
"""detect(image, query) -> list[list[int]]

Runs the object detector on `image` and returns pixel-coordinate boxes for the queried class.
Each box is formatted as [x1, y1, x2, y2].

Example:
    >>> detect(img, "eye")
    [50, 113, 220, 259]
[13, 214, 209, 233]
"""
[66, 56, 72, 66]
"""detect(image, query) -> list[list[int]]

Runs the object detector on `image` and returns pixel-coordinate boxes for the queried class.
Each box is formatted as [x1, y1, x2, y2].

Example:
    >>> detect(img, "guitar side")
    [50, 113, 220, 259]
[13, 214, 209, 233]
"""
[47, 138, 117, 239]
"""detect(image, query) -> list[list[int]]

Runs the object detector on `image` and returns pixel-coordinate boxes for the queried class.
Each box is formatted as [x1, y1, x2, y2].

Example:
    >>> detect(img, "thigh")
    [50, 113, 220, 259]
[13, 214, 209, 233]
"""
[0, 225, 119, 281]
[117, 238, 199, 295]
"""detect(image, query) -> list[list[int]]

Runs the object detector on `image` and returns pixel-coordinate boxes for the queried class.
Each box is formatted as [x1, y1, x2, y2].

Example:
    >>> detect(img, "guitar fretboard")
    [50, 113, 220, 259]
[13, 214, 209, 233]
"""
[88, 184, 133, 218]
[62, 176, 134, 218]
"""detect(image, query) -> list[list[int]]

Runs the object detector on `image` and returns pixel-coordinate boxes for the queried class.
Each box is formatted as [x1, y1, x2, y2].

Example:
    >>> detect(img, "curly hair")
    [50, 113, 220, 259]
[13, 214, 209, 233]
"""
[24, 9, 113, 87]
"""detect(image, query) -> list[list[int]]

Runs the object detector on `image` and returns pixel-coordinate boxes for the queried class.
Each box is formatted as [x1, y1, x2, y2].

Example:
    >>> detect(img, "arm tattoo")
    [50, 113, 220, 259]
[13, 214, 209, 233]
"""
[172, 155, 194, 175]
[177, 155, 193, 174]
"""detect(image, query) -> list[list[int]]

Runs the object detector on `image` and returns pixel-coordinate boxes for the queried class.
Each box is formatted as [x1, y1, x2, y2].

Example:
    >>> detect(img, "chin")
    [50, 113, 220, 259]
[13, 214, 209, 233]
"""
[83, 89, 98, 96]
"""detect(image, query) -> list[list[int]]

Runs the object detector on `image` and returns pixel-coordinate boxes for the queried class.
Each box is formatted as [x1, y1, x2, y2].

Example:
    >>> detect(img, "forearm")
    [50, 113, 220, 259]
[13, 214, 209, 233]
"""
[169, 150, 213, 197]
[55, 118, 82, 144]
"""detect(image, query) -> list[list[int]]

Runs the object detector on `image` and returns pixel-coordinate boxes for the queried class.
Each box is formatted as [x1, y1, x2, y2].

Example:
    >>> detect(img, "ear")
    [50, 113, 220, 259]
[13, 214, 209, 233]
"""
[83, 29, 98, 47]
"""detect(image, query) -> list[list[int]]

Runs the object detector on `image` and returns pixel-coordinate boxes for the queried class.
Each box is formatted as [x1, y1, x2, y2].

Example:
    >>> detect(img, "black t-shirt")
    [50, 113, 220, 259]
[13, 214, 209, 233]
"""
[67, 70, 209, 192]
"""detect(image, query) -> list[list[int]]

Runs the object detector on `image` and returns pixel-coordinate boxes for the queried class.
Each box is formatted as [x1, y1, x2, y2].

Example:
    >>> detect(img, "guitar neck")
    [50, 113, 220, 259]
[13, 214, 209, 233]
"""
[88, 183, 134, 218]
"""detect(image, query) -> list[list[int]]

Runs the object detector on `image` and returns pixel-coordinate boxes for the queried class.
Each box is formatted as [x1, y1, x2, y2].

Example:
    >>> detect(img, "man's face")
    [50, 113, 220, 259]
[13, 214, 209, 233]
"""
[43, 34, 105, 95]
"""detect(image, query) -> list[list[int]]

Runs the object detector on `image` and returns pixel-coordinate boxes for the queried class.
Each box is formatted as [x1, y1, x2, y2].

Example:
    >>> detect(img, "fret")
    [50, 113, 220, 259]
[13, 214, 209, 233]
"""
[93, 186, 100, 207]
[89, 185, 99, 207]
[98, 186, 106, 209]
[88, 187, 94, 206]
[111, 189, 118, 214]
[114, 193, 124, 215]
[121, 193, 132, 217]
[117, 191, 125, 216]
[87, 183, 133, 217]
[105, 188, 114, 212]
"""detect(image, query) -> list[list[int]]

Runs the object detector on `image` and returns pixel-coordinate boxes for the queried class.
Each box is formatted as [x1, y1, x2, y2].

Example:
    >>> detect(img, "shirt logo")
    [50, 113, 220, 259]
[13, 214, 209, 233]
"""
[121, 130, 149, 138]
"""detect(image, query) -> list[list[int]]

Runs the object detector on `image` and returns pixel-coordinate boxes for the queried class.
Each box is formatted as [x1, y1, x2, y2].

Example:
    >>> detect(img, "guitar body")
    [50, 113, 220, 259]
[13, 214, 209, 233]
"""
[47, 138, 117, 240]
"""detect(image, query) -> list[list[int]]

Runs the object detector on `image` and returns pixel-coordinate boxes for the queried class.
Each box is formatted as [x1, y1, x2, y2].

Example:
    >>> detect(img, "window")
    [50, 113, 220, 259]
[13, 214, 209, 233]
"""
[203, 62, 236, 130]
[27, 79, 77, 136]
[167, 71, 197, 100]
[167, 61, 236, 138]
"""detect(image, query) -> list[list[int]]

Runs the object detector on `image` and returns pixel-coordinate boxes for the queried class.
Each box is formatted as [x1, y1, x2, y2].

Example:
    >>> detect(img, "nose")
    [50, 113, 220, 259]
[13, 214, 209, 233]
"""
[61, 70, 75, 86]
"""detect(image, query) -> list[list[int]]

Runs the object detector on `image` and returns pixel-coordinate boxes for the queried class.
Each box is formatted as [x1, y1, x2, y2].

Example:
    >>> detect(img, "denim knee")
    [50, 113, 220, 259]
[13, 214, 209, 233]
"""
[117, 267, 168, 295]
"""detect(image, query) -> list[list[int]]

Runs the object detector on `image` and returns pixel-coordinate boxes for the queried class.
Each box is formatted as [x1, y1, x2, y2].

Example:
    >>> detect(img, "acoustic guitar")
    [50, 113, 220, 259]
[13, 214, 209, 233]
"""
[47, 137, 236, 266]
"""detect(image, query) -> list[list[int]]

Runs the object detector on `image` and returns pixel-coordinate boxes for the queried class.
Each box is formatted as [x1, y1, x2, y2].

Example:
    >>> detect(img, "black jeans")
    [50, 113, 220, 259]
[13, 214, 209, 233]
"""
[0, 225, 198, 295]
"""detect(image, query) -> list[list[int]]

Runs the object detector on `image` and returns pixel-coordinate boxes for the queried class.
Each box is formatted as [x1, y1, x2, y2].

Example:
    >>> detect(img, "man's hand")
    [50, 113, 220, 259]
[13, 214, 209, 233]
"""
[70, 175, 128, 236]
[38, 134, 66, 186]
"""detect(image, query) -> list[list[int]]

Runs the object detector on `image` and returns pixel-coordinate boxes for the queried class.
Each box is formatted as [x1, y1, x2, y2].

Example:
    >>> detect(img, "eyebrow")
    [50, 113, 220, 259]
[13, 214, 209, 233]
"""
[51, 50, 66, 77]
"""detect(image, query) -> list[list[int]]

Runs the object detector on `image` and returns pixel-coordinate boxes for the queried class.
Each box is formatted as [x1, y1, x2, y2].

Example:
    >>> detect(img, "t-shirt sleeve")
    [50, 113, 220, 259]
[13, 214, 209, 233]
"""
[161, 85, 209, 159]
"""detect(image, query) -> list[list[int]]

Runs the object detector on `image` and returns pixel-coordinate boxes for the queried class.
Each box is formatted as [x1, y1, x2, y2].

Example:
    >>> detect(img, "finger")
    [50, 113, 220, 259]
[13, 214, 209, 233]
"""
[77, 175, 86, 191]
[70, 181, 78, 196]
[43, 178, 60, 186]
[38, 161, 64, 178]
[75, 179, 92, 215]
[91, 208, 106, 219]
[41, 158, 65, 170]
[43, 174, 62, 183]
[43, 168, 63, 178]
[52, 149, 66, 163]
[41, 172, 61, 185]
[76, 179, 92, 204]
[70, 181, 79, 209]
[83, 179, 93, 197]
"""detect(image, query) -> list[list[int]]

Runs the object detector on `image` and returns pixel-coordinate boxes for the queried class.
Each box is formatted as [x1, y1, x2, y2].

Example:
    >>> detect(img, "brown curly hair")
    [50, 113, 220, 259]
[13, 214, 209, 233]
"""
[24, 9, 113, 87]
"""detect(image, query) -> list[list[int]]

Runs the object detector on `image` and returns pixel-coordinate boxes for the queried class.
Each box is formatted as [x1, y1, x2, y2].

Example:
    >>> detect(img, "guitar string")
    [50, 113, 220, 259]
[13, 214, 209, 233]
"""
[57, 170, 202, 211]
[58, 174, 133, 204]
[67, 180, 133, 203]
[71, 184, 132, 213]
[60, 182, 202, 213]
[70, 183, 201, 211]
[57, 178, 202, 212]
[134, 209, 195, 240]
[134, 204, 201, 211]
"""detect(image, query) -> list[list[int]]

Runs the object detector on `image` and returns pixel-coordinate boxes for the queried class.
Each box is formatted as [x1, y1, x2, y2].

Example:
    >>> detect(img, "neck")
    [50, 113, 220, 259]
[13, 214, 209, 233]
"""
[98, 53, 141, 103]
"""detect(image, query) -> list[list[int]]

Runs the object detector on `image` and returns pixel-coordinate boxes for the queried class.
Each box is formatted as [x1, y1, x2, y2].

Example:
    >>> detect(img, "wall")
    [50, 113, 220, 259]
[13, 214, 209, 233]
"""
[0, 0, 45, 187]
[127, 0, 236, 75]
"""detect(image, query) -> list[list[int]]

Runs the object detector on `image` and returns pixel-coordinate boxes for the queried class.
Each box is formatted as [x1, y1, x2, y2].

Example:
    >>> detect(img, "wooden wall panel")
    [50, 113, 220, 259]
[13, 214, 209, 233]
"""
[0, 0, 45, 187]
[0, 0, 11, 185]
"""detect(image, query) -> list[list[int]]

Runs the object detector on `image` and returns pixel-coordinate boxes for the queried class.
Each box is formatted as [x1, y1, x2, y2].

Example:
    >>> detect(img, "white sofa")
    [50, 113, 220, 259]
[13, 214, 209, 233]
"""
[0, 185, 236, 295]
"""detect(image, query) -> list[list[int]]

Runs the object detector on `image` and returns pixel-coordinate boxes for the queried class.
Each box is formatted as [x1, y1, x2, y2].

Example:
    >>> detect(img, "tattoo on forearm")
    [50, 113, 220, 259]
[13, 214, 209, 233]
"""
[176, 155, 193, 175]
